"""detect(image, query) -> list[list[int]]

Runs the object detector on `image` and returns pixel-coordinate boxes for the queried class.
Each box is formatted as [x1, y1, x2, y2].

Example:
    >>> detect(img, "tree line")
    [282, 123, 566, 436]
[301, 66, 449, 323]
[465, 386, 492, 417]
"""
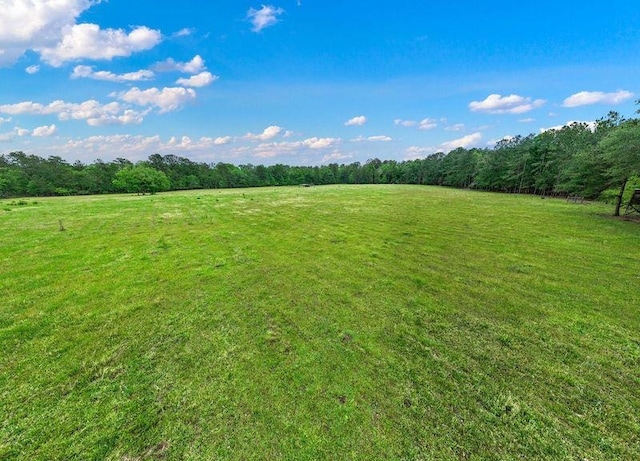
[1, 110, 639, 215]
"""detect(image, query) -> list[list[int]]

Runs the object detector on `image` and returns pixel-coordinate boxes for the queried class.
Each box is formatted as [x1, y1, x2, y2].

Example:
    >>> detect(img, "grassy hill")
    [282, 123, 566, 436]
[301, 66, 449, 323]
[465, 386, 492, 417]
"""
[1, 185, 639, 460]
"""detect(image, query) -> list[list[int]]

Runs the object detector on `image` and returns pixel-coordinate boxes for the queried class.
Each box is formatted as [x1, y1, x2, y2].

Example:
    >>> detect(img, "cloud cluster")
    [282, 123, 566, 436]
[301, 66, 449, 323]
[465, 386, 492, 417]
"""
[38, 24, 161, 66]
[0, 99, 149, 126]
[117, 87, 197, 114]
[469, 94, 545, 114]
[0, 1, 162, 66]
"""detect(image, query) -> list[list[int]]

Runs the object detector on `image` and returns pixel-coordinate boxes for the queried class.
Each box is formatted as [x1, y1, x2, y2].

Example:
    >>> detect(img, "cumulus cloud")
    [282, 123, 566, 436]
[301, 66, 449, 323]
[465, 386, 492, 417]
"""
[303, 137, 340, 149]
[345, 115, 367, 126]
[440, 132, 483, 151]
[562, 90, 634, 108]
[72, 65, 155, 82]
[248, 5, 285, 32]
[153, 55, 206, 74]
[0, 0, 93, 65]
[32, 124, 57, 137]
[469, 94, 545, 114]
[245, 125, 284, 141]
[176, 71, 219, 87]
[25, 65, 40, 74]
[38, 24, 162, 66]
[117, 87, 197, 113]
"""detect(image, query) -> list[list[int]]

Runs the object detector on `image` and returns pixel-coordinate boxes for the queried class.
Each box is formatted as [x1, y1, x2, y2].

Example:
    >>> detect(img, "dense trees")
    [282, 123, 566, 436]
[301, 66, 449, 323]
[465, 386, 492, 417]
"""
[112, 165, 171, 195]
[1, 109, 639, 214]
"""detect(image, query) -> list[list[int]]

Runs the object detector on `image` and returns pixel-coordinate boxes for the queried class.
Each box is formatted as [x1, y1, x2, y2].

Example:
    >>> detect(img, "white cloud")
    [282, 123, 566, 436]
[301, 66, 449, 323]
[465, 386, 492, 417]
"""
[540, 120, 597, 133]
[562, 90, 634, 108]
[0, 0, 93, 65]
[394, 119, 416, 127]
[345, 115, 367, 126]
[322, 152, 352, 163]
[404, 146, 436, 160]
[394, 118, 436, 130]
[351, 135, 392, 142]
[176, 71, 219, 87]
[518, 118, 535, 123]
[302, 137, 340, 149]
[212, 136, 232, 145]
[32, 124, 57, 137]
[25, 65, 40, 74]
[418, 118, 437, 130]
[72, 65, 155, 82]
[469, 94, 545, 114]
[173, 28, 195, 37]
[38, 24, 162, 66]
[0, 117, 11, 125]
[118, 87, 197, 113]
[251, 137, 340, 158]
[445, 123, 465, 132]
[248, 5, 285, 32]
[154, 55, 206, 74]
[0, 126, 30, 141]
[0, 98, 148, 126]
[440, 132, 483, 151]
[245, 125, 283, 141]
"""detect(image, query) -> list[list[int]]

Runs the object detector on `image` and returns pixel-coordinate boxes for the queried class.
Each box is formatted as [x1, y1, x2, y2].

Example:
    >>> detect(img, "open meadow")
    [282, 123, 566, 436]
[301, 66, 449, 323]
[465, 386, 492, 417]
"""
[1, 185, 639, 460]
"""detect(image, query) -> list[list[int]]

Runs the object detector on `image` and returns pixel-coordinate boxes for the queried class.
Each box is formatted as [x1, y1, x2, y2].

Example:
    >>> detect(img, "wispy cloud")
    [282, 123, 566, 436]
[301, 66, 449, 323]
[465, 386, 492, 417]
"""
[394, 118, 437, 130]
[72, 65, 155, 83]
[248, 5, 285, 32]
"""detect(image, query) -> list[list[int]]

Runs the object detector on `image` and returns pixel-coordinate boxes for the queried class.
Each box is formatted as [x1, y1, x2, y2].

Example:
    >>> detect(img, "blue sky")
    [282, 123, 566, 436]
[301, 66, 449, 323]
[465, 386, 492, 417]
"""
[1, 0, 639, 165]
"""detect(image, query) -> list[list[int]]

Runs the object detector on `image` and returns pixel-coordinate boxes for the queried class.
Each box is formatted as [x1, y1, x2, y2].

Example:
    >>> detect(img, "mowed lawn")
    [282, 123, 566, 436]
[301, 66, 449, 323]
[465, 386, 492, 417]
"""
[1, 185, 639, 460]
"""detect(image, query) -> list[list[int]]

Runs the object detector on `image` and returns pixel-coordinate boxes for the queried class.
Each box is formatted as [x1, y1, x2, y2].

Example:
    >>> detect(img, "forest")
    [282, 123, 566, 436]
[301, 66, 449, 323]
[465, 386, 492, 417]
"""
[2, 110, 639, 215]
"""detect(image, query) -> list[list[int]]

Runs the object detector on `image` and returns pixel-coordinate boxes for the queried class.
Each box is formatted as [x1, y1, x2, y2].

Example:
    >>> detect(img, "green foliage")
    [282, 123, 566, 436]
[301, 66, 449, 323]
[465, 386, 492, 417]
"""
[1, 186, 639, 460]
[112, 165, 171, 195]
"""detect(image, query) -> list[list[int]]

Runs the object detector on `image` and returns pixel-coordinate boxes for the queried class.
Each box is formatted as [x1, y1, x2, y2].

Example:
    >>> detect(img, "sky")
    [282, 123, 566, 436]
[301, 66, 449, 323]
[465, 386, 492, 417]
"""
[0, 0, 639, 166]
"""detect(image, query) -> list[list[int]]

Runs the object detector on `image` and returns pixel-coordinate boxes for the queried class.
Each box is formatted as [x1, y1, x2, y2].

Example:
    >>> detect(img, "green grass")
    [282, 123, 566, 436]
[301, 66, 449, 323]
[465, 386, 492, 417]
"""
[1, 185, 639, 460]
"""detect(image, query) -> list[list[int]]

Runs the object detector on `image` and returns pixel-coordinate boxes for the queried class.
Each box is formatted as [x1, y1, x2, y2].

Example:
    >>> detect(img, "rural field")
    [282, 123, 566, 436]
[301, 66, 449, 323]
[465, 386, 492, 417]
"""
[1, 185, 639, 460]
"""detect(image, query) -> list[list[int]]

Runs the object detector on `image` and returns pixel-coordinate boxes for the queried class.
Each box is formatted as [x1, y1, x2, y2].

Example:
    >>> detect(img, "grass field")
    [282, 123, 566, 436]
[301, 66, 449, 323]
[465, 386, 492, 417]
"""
[1, 185, 639, 460]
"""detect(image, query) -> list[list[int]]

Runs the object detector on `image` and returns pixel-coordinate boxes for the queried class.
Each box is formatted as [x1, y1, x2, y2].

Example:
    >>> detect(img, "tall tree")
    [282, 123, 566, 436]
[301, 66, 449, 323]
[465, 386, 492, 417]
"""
[598, 120, 640, 215]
